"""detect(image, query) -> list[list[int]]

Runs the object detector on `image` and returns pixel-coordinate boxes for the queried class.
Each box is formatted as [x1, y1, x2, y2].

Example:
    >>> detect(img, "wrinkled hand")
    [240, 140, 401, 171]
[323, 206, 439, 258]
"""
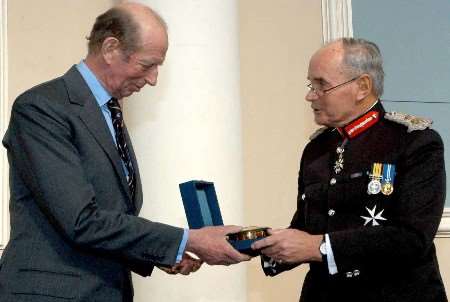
[251, 228, 322, 264]
[159, 253, 203, 275]
[186, 225, 252, 265]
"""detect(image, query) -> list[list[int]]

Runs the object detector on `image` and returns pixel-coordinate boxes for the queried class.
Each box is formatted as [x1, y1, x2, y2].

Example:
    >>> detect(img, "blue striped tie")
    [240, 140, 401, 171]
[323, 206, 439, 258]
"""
[107, 98, 136, 200]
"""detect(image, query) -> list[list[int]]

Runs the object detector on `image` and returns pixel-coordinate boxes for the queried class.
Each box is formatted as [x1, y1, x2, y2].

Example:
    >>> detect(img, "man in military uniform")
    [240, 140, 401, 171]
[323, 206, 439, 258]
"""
[252, 38, 448, 302]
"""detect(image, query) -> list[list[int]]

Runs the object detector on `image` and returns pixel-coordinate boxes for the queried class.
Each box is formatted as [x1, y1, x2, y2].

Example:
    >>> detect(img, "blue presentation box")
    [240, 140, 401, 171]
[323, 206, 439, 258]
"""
[179, 180, 265, 255]
[179, 180, 224, 229]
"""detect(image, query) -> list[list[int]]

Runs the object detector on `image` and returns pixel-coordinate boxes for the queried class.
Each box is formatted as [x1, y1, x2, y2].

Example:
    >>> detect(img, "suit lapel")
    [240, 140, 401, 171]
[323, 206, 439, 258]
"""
[62, 66, 134, 205]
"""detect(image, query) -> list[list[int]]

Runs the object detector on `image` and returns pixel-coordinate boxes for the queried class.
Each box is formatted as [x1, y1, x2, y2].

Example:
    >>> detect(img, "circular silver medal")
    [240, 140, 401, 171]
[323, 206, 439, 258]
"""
[367, 179, 381, 195]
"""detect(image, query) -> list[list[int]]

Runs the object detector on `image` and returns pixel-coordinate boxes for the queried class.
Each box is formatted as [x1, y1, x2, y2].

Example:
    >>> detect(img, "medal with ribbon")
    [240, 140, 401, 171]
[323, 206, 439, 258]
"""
[368, 163, 382, 194]
[381, 163, 396, 195]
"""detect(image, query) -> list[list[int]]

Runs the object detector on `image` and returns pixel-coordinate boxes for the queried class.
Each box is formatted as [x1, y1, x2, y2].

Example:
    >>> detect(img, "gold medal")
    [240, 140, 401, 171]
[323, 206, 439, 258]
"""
[381, 183, 393, 195]
[227, 226, 269, 241]
[381, 163, 396, 196]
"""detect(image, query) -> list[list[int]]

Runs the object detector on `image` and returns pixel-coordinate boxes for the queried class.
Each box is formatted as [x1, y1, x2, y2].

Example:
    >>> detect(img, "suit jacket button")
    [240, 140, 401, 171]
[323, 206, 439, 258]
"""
[301, 193, 306, 200]
[353, 269, 360, 276]
[328, 209, 335, 216]
[346, 271, 353, 278]
[330, 178, 337, 185]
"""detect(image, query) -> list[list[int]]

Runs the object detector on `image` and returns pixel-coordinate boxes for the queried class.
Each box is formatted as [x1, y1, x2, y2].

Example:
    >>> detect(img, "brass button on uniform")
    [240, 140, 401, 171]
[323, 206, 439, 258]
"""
[328, 209, 335, 216]
[330, 178, 337, 185]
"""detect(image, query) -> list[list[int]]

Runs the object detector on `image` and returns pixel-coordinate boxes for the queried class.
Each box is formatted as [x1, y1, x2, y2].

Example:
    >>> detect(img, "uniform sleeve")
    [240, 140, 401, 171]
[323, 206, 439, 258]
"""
[3, 94, 184, 275]
[291, 151, 307, 230]
[329, 129, 445, 277]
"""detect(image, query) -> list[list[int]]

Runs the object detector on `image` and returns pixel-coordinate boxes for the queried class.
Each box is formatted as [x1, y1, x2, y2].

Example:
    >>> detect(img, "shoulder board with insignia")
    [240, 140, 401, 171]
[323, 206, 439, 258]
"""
[384, 112, 432, 133]
[309, 127, 328, 140]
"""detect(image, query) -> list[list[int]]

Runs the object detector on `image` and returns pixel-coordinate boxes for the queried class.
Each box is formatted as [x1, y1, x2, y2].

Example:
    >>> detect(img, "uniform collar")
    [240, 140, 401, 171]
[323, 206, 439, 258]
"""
[336, 101, 384, 139]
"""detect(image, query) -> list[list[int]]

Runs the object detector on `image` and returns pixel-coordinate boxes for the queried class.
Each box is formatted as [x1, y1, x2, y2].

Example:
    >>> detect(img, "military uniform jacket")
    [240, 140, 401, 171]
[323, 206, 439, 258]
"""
[265, 102, 448, 302]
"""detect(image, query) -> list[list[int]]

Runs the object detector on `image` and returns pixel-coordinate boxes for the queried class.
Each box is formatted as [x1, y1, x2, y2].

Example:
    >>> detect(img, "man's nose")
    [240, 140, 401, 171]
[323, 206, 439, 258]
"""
[305, 89, 317, 102]
[145, 68, 159, 86]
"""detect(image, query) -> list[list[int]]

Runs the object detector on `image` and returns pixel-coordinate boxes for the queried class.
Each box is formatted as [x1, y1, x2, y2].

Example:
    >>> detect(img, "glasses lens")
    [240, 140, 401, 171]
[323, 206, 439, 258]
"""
[306, 83, 322, 96]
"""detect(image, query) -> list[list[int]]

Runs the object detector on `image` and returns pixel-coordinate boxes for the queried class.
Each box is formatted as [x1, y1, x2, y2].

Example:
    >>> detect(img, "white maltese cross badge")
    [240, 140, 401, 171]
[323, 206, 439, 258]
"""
[361, 205, 387, 226]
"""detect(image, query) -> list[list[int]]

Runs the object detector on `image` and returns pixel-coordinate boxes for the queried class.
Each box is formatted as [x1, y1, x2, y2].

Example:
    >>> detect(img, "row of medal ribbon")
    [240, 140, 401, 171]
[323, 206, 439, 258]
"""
[368, 163, 395, 195]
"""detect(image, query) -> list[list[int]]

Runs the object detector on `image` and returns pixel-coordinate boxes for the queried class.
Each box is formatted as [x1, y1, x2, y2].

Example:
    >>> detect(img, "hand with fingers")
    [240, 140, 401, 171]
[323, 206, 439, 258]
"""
[251, 228, 323, 264]
[186, 225, 252, 265]
[159, 252, 203, 276]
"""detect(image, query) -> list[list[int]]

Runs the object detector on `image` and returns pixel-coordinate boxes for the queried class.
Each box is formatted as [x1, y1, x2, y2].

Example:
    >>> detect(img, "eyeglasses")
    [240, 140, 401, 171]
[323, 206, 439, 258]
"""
[306, 76, 360, 97]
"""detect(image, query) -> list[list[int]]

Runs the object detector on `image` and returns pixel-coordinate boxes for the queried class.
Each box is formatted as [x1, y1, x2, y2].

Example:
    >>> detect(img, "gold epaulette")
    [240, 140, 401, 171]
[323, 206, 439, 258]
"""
[384, 112, 433, 133]
[309, 127, 328, 140]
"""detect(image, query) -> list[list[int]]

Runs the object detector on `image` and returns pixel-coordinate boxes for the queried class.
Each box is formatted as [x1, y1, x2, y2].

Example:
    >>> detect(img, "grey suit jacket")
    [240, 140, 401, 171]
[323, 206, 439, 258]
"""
[0, 66, 184, 302]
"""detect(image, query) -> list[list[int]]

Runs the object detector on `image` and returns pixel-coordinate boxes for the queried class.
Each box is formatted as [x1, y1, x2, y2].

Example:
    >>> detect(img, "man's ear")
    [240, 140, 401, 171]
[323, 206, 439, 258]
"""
[356, 74, 372, 101]
[101, 37, 121, 64]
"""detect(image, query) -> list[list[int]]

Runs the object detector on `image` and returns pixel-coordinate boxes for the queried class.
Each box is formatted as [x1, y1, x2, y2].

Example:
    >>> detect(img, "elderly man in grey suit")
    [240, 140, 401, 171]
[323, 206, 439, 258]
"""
[0, 2, 250, 301]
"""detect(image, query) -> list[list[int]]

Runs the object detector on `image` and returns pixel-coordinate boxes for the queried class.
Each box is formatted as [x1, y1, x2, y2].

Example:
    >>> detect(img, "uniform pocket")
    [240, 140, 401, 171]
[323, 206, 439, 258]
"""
[343, 176, 368, 206]
[11, 268, 80, 300]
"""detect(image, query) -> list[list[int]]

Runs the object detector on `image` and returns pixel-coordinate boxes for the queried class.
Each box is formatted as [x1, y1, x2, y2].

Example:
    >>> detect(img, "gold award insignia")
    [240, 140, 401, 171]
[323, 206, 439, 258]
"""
[381, 183, 393, 195]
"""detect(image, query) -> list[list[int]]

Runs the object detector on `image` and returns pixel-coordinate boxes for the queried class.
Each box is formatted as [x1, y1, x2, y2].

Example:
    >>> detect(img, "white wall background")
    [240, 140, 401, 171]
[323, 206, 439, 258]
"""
[124, 1, 246, 301]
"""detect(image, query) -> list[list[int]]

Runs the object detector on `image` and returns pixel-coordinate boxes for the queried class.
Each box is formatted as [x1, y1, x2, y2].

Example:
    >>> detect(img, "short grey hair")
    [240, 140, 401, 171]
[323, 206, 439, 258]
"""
[334, 37, 385, 97]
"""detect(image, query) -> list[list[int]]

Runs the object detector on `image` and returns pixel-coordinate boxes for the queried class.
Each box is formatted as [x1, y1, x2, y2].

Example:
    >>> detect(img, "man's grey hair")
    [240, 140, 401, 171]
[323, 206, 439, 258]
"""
[333, 37, 385, 97]
[87, 5, 167, 56]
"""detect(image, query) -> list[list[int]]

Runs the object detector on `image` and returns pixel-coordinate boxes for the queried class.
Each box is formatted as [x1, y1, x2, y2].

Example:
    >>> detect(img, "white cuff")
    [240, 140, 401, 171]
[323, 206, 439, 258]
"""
[325, 234, 338, 275]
